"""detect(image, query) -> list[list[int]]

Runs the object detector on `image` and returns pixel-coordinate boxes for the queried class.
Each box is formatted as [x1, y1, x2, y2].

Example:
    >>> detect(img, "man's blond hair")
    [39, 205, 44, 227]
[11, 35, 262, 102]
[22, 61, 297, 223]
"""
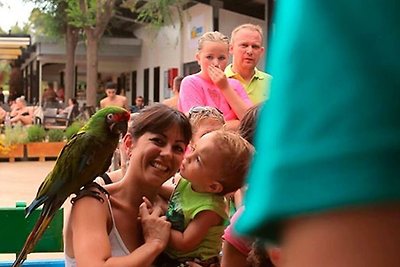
[230, 23, 263, 45]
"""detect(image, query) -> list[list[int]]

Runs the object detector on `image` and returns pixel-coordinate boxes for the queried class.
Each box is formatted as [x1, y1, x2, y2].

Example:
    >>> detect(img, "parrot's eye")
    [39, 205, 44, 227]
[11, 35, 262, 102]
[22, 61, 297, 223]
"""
[107, 114, 114, 120]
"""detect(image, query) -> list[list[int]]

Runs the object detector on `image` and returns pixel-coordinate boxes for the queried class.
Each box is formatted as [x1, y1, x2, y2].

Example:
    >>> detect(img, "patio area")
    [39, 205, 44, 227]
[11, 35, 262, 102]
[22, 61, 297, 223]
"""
[0, 160, 67, 261]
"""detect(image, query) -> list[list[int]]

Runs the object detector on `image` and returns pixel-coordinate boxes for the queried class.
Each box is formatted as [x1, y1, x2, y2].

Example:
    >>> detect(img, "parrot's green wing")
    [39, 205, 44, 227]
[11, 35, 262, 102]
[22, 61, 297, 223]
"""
[12, 106, 129, 267]
[25, 130, 118, 217]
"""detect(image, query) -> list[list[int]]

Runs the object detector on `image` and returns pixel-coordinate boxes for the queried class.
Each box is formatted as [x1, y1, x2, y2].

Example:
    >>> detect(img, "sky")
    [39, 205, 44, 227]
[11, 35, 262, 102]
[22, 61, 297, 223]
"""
[0, 0, 35, 32]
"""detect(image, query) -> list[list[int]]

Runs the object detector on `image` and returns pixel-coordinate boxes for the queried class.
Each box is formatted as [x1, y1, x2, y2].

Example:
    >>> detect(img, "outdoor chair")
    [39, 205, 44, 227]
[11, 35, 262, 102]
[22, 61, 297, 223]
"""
[43, 108, 73, 130]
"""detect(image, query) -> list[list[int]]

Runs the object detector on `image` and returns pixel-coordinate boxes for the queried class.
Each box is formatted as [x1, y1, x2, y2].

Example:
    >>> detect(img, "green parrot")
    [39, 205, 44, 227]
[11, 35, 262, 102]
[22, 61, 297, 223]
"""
[12, 106, 130, 267]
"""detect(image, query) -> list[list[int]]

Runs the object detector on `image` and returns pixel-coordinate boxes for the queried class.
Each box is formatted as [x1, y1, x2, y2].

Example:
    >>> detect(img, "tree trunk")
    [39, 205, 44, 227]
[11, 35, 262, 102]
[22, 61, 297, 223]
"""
[80, 0, 116, 107]
[65, 25, 79, 105]
[85, 30, 98, 107]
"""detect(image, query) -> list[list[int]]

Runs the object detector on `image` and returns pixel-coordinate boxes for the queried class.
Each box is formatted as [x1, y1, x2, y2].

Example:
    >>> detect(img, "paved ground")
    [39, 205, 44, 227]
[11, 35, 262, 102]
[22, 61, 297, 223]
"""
[0, 161, 55, 207]
[0, 160, 66, 261]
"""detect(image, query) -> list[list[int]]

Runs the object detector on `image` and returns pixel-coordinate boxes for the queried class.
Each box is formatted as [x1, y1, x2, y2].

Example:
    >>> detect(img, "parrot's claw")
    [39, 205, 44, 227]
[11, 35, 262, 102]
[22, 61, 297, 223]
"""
[71, 182, 110, 204]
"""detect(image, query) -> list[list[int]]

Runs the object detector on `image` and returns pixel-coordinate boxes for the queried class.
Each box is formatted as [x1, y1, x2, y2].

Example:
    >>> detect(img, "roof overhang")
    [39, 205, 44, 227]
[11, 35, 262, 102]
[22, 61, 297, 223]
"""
[0, 35, 31, 60]
[18, 37, 141, 69]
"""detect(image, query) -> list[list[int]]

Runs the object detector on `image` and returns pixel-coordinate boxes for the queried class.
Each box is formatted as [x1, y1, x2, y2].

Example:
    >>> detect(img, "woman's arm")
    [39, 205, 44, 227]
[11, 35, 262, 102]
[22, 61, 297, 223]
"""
[169, 210, 222, 252]
[70, 195, 170, 267]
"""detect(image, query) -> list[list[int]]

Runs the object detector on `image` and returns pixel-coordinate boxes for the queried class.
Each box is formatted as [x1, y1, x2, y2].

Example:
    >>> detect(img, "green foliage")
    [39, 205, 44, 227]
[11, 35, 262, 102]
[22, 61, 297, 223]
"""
[122, 0, 187, 28]
[26, 125, 46, 142]
[66, 0, 97, 28]
[65, 121, 85, 141]
[47, 129, 65, 142]
[29, 7, 62, 37]
[8, 22, 31, 34]
[0, 61, 11, 86]
[2, 125, 28, 145]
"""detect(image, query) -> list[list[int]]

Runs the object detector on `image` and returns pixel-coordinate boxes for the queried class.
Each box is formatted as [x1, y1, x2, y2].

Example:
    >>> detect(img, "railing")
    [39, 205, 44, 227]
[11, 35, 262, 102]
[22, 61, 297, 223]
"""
[0, 202, 64, 267]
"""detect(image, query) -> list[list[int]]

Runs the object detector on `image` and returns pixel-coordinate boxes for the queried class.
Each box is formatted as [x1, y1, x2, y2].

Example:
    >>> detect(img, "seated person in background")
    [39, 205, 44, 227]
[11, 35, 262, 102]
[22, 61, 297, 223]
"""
[100, 82, 128, 109]
[56, 87, 65, 102]
[42, 82, 58, 108]
[130, 96, 145, 113]
[163, 76, 183, 109]
[155, 130, 254, 267]
[58, 98, 80, 120]
[9, 96, 33, 126]
[178, 31, 252, 130]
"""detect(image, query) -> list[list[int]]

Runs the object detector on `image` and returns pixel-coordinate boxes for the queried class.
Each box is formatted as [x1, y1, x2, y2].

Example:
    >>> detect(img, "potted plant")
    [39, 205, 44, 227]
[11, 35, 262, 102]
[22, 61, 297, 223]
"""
[25, 125, 65, 161]
[0, 125, 27, 162]
[47, 129, 65, 142]
[65, 121, 85, 141]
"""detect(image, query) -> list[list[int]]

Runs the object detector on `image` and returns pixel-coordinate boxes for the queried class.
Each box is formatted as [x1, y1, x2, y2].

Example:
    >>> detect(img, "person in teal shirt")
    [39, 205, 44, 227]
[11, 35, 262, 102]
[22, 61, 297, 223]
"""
[236, 1, 400, 266]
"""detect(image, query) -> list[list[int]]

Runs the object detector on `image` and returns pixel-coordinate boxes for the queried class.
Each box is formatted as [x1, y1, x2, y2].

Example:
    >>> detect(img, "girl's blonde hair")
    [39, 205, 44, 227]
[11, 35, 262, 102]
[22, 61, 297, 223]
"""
[198, 31, 229, 51]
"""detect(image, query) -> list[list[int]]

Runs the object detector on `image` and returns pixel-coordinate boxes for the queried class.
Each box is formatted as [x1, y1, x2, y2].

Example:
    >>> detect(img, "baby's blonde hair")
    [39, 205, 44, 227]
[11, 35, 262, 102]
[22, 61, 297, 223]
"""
[211, 130, 254, 195]
[198, 31, 229, 51]
[230, 23, 264, 45]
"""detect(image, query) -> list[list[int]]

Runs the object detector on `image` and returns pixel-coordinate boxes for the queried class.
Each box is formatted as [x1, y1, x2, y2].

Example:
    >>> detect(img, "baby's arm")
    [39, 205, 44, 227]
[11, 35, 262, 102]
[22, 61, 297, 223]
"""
[159, 184, 174, 201]
[169, 210, 222, 252]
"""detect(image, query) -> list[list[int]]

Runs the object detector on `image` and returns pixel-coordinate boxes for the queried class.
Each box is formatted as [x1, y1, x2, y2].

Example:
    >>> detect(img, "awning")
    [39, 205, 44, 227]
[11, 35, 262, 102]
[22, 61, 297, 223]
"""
[0, 35, 31, 60]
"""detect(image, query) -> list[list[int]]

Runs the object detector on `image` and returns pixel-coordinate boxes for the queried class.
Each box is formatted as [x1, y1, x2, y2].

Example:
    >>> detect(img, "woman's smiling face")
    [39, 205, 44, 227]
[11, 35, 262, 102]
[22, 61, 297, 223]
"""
[130, 124, 187, 187]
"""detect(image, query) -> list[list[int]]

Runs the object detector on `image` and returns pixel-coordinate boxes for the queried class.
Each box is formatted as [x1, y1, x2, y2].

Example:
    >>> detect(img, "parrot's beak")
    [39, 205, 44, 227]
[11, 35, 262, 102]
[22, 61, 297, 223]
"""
[110, 121, 128, 137]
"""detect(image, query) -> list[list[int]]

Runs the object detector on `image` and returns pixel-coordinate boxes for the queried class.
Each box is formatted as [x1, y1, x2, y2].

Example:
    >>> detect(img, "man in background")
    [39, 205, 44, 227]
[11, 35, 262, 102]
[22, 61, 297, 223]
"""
[163, 75, 183, 109]
[130, 96, 145, 113]
[42, 82, 58, 108]
[100, 81, 128, 109]
[225, 23, 272, 104]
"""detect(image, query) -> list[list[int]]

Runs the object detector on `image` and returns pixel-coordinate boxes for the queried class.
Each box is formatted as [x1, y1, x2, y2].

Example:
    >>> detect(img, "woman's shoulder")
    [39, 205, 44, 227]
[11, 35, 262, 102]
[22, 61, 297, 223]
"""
[71, 183, 110, 207]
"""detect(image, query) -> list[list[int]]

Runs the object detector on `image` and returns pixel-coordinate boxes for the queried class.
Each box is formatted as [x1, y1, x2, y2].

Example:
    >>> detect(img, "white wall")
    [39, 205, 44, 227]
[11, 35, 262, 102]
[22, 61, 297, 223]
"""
[134, 24, 181, 103]
[133, 3, 213, 103]
[181, 3, 213, 63]
[132, 3, 266, 104]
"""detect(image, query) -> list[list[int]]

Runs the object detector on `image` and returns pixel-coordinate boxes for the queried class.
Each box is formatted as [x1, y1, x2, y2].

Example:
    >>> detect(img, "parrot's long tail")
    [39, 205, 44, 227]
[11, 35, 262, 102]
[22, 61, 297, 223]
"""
[11, 209, 56, 267]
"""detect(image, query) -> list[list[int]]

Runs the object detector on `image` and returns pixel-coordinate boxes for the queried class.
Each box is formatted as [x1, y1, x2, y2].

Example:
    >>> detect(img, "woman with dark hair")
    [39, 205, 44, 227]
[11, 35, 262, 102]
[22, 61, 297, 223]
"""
[64, 104, 192, 267]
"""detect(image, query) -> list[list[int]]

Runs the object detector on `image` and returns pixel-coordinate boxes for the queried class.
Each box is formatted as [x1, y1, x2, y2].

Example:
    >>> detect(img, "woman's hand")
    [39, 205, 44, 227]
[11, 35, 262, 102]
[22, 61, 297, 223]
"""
[139, 199, 171, 251]
[208, 65, 229, 90]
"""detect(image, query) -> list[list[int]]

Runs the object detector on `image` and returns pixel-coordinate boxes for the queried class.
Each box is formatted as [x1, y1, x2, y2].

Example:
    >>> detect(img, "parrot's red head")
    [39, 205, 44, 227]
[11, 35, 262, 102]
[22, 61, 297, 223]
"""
[81, 106, 130, 138]
[106, 109, 130, 136]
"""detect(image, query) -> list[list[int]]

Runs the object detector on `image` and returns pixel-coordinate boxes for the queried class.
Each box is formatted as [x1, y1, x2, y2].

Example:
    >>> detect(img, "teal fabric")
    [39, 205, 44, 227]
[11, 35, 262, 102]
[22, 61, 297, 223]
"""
[236, 0, 400, 240]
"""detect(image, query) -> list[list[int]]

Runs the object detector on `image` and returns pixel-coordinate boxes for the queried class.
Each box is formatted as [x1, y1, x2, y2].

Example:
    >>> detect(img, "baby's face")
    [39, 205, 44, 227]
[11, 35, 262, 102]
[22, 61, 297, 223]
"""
[180, 132, 223, 193]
